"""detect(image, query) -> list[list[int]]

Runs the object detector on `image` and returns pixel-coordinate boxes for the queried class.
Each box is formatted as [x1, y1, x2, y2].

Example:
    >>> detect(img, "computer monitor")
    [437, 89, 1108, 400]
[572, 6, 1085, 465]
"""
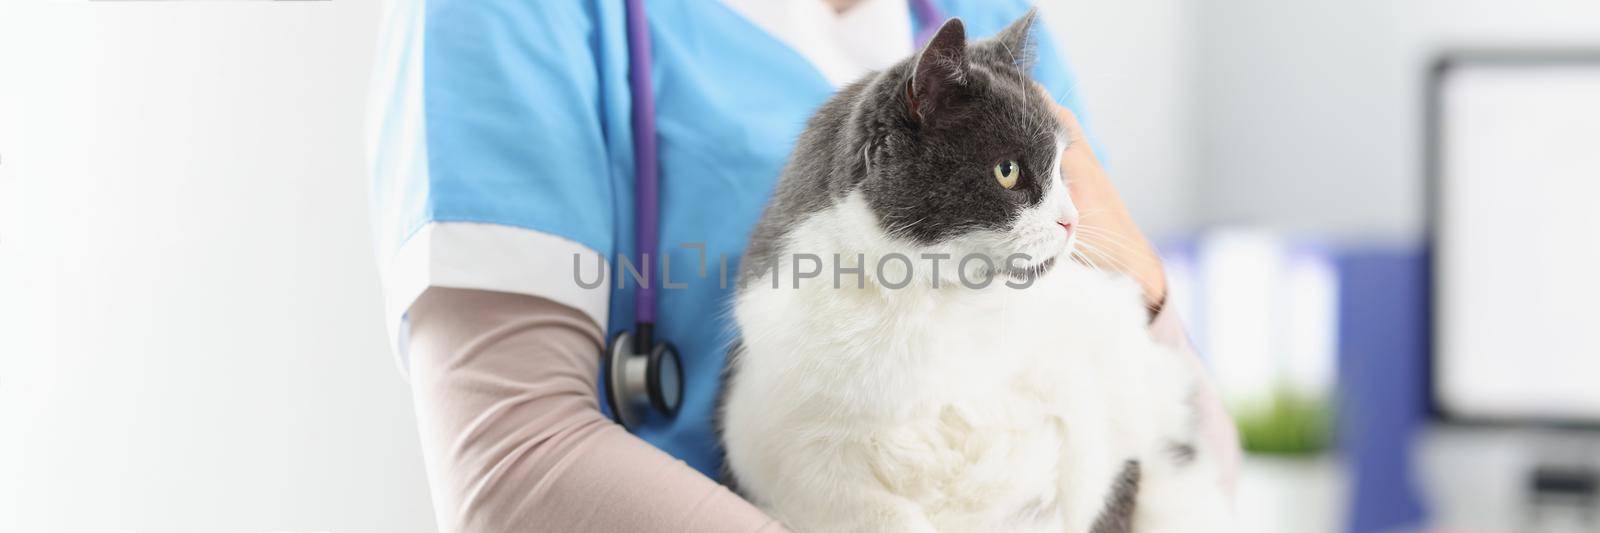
[1429, 51, 1600, 426]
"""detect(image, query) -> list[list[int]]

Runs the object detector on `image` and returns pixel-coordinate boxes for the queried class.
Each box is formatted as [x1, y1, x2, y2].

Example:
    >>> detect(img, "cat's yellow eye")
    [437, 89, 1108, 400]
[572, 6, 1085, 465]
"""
[994, 160, 1020, 189]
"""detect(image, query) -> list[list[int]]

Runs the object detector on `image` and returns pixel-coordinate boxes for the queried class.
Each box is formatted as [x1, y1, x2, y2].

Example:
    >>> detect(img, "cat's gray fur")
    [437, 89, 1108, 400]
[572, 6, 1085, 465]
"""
[1090, 460, 1143, 533]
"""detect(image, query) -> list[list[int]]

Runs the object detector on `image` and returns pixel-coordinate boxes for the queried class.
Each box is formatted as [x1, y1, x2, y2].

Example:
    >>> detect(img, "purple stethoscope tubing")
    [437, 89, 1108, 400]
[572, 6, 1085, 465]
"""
[624, 0, 661, 348]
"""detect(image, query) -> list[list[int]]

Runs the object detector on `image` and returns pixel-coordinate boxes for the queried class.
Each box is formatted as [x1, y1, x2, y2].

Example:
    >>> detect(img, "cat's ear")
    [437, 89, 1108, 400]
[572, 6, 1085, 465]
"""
[908, 17, 968, 123]
[990, 7, 1039, 70]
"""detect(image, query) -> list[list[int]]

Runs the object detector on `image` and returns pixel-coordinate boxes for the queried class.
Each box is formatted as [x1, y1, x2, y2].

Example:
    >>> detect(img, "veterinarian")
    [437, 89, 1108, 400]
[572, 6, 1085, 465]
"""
[368, 0, 1239, 531]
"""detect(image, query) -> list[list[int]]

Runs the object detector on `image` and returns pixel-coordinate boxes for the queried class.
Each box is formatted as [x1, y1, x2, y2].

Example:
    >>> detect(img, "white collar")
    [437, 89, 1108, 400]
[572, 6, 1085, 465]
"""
[718, 0, 914, 87]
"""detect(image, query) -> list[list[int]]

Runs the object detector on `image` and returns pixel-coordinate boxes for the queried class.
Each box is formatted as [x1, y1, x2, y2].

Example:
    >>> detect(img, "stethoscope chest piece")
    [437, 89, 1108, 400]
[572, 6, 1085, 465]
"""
[604, 330, 683, 430]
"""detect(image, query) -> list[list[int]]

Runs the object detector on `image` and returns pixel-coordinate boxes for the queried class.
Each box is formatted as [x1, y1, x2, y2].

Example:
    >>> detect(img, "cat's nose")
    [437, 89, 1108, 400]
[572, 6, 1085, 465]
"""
[1057, 220, 1075, 236]
[1057, 214, 1079, 234]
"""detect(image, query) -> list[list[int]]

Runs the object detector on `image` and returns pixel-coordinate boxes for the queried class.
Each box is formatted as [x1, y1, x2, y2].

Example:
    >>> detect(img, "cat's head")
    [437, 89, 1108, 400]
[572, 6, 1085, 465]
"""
[859, 10, 1077, 278]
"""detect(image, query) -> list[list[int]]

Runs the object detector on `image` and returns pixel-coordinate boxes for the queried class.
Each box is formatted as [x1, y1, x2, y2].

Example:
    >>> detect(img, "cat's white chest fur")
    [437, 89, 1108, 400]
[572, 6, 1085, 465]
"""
[722, 196, 1227, 532]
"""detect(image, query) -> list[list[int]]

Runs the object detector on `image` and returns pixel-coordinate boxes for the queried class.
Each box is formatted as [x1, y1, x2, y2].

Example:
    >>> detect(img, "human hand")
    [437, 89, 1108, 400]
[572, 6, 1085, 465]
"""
[1048, 100, 1168, 314]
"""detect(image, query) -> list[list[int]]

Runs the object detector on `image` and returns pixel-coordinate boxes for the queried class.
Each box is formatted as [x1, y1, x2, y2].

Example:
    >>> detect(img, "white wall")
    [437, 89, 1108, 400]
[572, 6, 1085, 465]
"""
[1040, 0, 1198, 239]
[1196, 0, 1600, 239]
[0, 1, 436, 532]
[0, 0, 21, 255]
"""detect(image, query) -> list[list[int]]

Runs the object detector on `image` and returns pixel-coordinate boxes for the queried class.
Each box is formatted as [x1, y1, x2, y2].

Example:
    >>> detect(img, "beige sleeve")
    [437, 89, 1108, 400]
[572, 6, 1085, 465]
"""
[1147, 306, 1243, 495]
[404, 287, 786, 533]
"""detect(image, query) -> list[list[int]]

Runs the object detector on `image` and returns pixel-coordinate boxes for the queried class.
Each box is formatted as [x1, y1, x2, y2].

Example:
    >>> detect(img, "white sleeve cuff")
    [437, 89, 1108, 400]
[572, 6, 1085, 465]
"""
[379, 222, 611, 373]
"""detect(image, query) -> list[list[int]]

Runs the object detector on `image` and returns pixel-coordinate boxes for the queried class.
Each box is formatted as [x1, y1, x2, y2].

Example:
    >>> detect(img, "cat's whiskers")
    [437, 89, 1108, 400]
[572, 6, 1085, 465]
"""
[884, 215, 931, 241]
[1052, 77, 1084, 109]
[1076, 242, 1134, 282]
[1069, 248, 1100, 272]
[1074, 224, 1160, 262]
[1075, 239, 1160, 294]
[1075, 234, 1162, 293]
[1074, 208, 1110, 219]
[1074, 224, 1151, 254]
[1074, 238, 1133, 275]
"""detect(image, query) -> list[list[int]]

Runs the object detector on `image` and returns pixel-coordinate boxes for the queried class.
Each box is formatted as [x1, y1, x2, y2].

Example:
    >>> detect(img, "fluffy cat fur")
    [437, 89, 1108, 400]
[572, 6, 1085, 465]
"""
[719, 10, 1230, 533]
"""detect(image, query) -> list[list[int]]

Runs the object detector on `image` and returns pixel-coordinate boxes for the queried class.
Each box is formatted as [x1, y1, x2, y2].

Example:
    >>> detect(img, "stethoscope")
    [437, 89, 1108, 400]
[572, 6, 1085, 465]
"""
[603, 0, 949, 430]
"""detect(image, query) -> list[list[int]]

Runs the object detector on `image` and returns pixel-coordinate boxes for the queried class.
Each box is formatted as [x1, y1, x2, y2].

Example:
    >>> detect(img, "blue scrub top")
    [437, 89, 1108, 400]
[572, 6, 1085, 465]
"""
[371, 0, 1091, 477]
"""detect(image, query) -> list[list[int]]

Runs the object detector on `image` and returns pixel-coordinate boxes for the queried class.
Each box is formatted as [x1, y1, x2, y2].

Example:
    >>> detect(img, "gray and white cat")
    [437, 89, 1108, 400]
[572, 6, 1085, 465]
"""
[719, 10, 1229, 533]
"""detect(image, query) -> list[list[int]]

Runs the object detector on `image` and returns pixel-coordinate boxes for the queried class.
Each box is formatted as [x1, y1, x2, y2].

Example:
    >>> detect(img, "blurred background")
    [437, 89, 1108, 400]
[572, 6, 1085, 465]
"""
[2, 0, 1598, 531]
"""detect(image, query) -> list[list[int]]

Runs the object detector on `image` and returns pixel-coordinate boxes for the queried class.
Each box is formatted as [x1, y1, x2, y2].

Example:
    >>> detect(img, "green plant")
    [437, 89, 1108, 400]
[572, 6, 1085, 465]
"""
[1233, 387, 1335, 455]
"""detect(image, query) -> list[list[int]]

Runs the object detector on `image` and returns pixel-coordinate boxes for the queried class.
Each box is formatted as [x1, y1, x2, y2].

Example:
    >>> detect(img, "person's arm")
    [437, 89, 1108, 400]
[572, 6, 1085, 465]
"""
[405, 287, 785, 533]
[1050, 98, 1242, 494]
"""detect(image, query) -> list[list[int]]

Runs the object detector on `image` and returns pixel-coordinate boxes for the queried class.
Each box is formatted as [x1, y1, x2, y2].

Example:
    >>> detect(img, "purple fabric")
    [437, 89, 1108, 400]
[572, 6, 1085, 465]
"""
[909, 0, 946, 47]
[625, 0, 660, 325]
